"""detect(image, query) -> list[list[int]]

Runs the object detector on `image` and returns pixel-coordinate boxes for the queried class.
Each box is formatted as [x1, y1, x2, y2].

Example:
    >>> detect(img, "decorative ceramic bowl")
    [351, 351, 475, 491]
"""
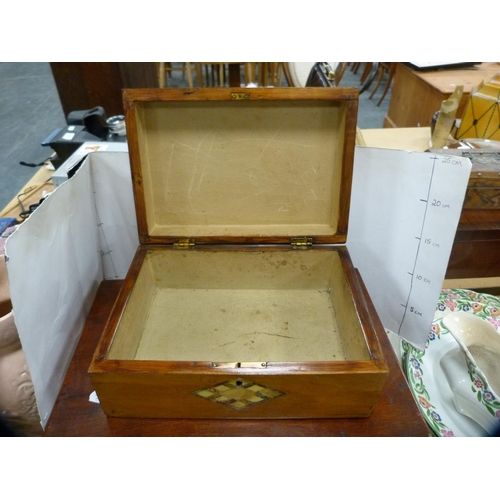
[402, 288, 500, 437]
[441, 312, 500, 435]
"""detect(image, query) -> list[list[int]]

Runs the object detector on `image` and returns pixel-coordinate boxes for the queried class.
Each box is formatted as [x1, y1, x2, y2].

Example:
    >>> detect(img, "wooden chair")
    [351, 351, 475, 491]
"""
[368, 62, 396, 106]
[359, 63, 373, 85]
[191, 63, 285, 88]
[158, 63, 228, 88]
[359, 63, 379, 94]
[351, 62, 362, 74]
[191, 63, 227, 87]
[344, 63, 379, 94]
[334, 63, 349, 86]
[158, 63, 191, 88]
[244, 63, 285, 87]
[159, 63, 286, 88]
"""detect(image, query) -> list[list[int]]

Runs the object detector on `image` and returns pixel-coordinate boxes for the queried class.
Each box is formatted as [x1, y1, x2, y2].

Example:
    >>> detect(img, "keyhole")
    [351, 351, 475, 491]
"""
[236, 380, 243, 387]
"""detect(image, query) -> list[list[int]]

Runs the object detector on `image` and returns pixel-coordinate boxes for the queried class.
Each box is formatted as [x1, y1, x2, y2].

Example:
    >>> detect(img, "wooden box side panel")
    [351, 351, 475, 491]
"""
[107, 255, 155, 360]
[338, 248, 388, 367]
[89, 369, 388, 419]
[330, 251, 371, 360]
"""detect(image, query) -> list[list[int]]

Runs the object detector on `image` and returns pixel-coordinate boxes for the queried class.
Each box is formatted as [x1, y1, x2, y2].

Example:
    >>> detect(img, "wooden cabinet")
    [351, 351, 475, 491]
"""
[384, 63, 500, 129]
[50, 62, 158, 119]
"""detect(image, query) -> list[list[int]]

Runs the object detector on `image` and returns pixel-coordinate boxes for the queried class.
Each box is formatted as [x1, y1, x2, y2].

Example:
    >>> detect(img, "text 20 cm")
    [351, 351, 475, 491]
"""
[432, 199, 450, 208]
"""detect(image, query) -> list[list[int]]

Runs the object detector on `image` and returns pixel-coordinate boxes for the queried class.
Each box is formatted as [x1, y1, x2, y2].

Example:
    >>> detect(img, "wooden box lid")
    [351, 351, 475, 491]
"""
[123, 87, 359, 245]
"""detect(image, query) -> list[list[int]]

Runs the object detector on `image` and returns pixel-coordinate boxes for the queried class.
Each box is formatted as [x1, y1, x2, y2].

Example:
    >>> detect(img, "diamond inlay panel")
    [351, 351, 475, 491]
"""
[193, 378, 285, 410]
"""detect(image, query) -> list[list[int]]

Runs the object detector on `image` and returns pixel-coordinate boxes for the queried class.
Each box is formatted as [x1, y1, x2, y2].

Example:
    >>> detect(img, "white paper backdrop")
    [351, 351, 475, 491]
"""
[5, 146, 470, 428]
[6, 151, 138, 428]
[347, 147, 471, 348]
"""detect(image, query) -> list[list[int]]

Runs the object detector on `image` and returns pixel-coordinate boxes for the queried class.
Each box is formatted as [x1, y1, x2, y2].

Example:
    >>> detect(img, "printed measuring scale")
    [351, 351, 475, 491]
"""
[347, 148, 472, 349]
[397, 154, 472, 344]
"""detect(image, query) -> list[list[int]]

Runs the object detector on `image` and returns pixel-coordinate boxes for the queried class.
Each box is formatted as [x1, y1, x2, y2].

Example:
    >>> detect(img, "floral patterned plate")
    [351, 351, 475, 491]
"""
[401, 288, 500, 437]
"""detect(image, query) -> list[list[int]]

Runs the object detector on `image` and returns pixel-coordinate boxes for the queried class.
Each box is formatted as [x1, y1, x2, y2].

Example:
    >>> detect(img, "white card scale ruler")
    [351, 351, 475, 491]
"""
[348, 148, 472, 349]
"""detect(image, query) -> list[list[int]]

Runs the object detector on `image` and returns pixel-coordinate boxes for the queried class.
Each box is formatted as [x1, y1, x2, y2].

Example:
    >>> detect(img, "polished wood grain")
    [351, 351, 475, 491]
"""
[123, 86, 360, 102]
[51, 63, 158, 118]
[449, 160, 500, 280]
[44, 280, 431, 436]
[339, 99, 358, 237]
[447, 209, 500, 279]
[464, 187, 500, 210]
[463, 172, 500, 211]
[93, 88, 392, 420]
[89, 246, 389, 419]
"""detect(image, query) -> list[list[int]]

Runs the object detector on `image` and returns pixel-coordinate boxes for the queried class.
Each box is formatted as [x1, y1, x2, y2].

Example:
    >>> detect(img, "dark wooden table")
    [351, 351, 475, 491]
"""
[44, 280, 431, 436]
[447, 209, 500, 281]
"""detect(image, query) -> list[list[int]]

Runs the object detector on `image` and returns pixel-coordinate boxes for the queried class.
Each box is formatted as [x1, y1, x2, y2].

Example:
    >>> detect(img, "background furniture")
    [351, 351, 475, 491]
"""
[357, 127, 500, 293]
[244, 62, 284, 87]
[158, 63, 289, 88]
[158, 62, 192, 88]
[0, 166, 54, 222]
[384, 62, 500, 128]
[284, 62, 348, 88]
[284, 62, 337, 87]
[50, 63, 158, 118]
[191, 63, 243, 87]
[368, 62, 396, 106]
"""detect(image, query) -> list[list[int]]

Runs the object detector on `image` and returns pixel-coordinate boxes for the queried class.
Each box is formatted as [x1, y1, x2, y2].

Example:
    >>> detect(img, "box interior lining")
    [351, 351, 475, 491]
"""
[135, 100, 346, 238]
[108, 250, 371, 363]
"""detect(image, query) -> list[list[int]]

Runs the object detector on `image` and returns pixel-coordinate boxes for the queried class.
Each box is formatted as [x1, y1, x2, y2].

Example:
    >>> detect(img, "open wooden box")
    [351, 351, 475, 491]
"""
[89, 87, 388, 419]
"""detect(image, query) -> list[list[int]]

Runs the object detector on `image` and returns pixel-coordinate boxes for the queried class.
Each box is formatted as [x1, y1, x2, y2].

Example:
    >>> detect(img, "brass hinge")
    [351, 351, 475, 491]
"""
[291, 237, 313, 250]
[173, 238, 195, 248]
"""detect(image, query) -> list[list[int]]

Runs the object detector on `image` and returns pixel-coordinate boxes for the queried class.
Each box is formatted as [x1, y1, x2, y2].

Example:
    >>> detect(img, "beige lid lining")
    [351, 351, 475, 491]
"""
[135, 99, 347, 239]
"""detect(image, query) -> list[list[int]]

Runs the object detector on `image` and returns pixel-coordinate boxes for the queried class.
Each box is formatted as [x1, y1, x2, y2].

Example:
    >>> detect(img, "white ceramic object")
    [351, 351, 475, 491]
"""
[403, 325, 485, 437]
[287, 62, 339, 87]
[441, 311, 500, 435]
[402, 288, 500, 436]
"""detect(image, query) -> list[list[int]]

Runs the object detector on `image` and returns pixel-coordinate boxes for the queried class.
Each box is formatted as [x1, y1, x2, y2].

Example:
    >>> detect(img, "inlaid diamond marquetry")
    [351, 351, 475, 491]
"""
[193, 378, 285, 410]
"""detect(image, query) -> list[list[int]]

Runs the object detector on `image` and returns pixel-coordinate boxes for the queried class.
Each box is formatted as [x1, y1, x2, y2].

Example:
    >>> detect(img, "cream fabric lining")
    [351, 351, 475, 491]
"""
[135, 100, 346, 238]
[108, 250, 370, 362]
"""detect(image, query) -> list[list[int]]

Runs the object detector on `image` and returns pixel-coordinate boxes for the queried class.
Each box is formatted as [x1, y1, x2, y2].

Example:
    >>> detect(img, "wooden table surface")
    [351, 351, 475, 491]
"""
[0, 165, 54, 221]
[43, 280, 431, 437]
[384, 62, 500, 128]
[410, 62, 500, 94]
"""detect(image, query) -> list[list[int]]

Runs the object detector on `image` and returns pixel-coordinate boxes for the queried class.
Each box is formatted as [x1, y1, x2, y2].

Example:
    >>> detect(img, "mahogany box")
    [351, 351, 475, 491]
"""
[88, 87, 389, 419]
